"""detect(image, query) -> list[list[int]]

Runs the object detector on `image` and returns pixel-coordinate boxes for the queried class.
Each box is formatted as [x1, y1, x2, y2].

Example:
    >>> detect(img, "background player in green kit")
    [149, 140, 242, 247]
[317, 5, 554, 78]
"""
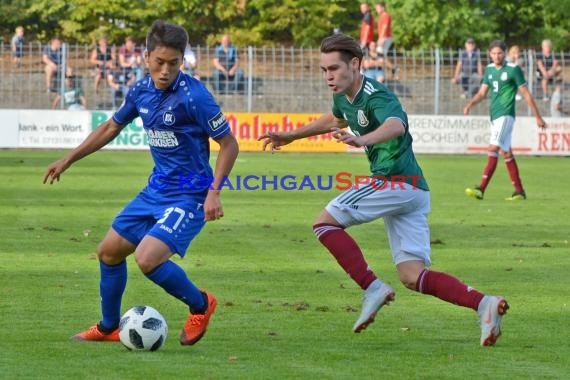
[259, 33, 508, 346]
[464, 40, 546, 201]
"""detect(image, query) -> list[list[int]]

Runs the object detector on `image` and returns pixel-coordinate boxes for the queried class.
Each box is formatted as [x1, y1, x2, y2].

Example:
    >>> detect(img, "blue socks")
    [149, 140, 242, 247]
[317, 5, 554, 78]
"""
[99, 260, 205, 331]
[99, 260, 127, 330]
[145, 260, 205, 313]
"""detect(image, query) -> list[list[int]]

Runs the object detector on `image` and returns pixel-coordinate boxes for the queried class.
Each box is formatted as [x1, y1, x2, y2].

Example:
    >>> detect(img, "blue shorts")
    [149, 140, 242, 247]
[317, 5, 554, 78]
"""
[111, 190, 205, 257]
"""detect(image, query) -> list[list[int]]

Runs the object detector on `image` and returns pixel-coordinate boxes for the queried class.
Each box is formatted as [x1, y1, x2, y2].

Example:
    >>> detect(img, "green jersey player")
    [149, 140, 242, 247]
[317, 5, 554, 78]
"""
[464, 40, 546, 201]
[259, 33, 508, 346]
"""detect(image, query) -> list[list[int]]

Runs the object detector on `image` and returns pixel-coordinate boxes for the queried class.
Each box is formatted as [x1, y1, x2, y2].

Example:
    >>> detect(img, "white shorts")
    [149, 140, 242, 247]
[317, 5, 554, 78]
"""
[325, 180, 431, 266]
[489, 115, 515, 151]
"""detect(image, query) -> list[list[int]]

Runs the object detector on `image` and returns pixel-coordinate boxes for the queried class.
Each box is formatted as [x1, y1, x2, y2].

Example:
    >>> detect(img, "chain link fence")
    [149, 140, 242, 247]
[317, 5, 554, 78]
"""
[1, 42, 567, 116]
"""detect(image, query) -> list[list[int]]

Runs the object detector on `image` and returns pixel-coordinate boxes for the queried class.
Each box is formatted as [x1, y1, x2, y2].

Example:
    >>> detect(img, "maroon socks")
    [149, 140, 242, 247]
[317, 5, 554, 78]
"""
[416, 269, 484, 311]
[479, 152, 498, 192]
[505, 157, 524, 193]
[314, 223, 377, 290]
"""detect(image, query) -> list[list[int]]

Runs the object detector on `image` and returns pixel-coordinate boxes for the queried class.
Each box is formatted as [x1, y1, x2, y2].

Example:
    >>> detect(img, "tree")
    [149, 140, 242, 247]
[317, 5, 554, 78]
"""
[541, 0, 570, 50]
[483, 0, 545, 47]
[208, 0, 358, 46]
[388, 0, 495, 49]
[2, 0, 569, 49]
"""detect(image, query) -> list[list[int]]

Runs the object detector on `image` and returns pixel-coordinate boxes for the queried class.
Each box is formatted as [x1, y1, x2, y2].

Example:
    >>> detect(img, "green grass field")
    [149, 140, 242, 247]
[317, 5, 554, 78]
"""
[1, 150, 569, 379]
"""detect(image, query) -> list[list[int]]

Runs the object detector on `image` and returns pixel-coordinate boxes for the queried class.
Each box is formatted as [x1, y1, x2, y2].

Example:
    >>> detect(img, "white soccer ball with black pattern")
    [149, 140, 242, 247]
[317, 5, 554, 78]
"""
[119, 306, 168, 351]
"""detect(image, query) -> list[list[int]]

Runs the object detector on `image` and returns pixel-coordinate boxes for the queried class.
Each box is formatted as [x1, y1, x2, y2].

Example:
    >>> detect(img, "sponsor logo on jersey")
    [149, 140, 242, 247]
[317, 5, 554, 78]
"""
[500, 72, 508, 81]
[208, 112, 227, 131]
[357, 110, 369, 127]
[147, 129, 179, 148]
[163, 111, 176, 126]
[159, 224, 173, 233]
[139, 107, 149, 114]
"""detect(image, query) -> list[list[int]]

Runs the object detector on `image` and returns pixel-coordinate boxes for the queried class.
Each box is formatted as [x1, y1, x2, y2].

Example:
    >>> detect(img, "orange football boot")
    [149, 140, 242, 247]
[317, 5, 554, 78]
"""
[180, 292, 217, 345]
[71, 323, 119, 342]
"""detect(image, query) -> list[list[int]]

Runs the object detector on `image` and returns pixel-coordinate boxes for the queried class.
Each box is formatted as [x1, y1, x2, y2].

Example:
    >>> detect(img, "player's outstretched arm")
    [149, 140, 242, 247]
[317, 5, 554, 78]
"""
[518, 86, 547, 130]
[43, 118, 125, 184]
[258, 113, 346, 153]
[204, 132, 239, 221]
[464, 84, 489, 115]
[332, 118, 405, 147]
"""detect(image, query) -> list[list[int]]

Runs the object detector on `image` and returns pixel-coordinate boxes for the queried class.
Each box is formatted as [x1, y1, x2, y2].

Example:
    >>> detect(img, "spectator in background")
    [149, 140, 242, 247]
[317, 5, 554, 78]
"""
[507, 45, 525, 71]
[181, 44, 200, 80]
[107, 67, 136, 109]
[550, 78, 564, 118]
[359, 3, 375, 52]
[42, 37, 63, 92]
[212, 34, 244, 94]
[375, 2, 397, 77]
[118, 36, 143, 80]
[537, 39, 562, 102]
[90, 36, 116, 94]
[451, 38, 483, 99]
[362, 41, 385, 83]
[51, 69, 87, 111]
[507, 45, 525, 101]
[11, 26, 24, 68]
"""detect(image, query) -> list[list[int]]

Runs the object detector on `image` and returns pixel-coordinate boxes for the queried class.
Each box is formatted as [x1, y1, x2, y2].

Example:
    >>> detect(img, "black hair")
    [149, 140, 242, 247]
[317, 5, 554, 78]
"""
[146, 20, 188, 55]
[488, 39, 507, 52]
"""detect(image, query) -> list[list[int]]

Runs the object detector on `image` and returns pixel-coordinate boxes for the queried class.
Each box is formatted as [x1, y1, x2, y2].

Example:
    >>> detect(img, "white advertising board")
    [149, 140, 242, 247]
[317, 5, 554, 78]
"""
[91, 111, 149, 150]
[0, 110, 20, 148]
[18, 110, 90, 148]
[1, 110, 568, 156]
[409, 115, 570, 156]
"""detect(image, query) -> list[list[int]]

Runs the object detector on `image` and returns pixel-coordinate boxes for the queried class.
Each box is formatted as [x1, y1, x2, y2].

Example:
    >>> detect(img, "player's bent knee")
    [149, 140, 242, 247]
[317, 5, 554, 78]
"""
[96, 244, 126, 265]
[134, 255, 153, 274]
[133, 252, 163, 274]
[313, 209, 340, 226]
[399, 276, 417, 290]
[96, 235, 134, 265]
[396, 262, 425, 290]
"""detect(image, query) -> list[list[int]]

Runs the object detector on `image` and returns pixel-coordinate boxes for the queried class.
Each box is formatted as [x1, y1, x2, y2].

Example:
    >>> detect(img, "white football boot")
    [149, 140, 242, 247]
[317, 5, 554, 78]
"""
[478, 295, 509, 346]
[353, 280, 395, 333]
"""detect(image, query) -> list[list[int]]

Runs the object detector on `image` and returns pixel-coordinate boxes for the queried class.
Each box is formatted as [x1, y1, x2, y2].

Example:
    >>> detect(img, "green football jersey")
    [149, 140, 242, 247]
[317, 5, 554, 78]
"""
[481, 62, 526, 121]
[331, 76, 428, 191]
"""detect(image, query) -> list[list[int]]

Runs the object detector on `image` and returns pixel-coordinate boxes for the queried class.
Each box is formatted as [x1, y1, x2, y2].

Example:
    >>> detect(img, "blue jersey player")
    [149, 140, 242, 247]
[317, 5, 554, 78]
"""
[43, 20, 239, 345]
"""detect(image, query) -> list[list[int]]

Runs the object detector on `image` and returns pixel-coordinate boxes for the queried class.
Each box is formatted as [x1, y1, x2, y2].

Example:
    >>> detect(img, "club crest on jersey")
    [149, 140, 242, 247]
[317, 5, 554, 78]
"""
[357, 110, 369, 127]
[163, 111, 175, 126]
[500, 72, 508, 81]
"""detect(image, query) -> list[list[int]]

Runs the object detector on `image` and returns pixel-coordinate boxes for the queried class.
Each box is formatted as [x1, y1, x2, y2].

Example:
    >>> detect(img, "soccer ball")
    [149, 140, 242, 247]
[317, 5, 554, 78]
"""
[119, 306, 168, 351]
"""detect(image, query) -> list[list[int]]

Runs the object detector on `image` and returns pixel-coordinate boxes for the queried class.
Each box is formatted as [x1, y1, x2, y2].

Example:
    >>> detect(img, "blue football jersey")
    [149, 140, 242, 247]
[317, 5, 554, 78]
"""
[113, 72, 230, 197]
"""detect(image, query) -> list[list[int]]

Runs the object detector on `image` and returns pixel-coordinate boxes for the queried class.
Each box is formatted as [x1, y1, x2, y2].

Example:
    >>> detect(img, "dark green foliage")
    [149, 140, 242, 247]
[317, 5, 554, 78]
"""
[0, 0, 568, 48]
